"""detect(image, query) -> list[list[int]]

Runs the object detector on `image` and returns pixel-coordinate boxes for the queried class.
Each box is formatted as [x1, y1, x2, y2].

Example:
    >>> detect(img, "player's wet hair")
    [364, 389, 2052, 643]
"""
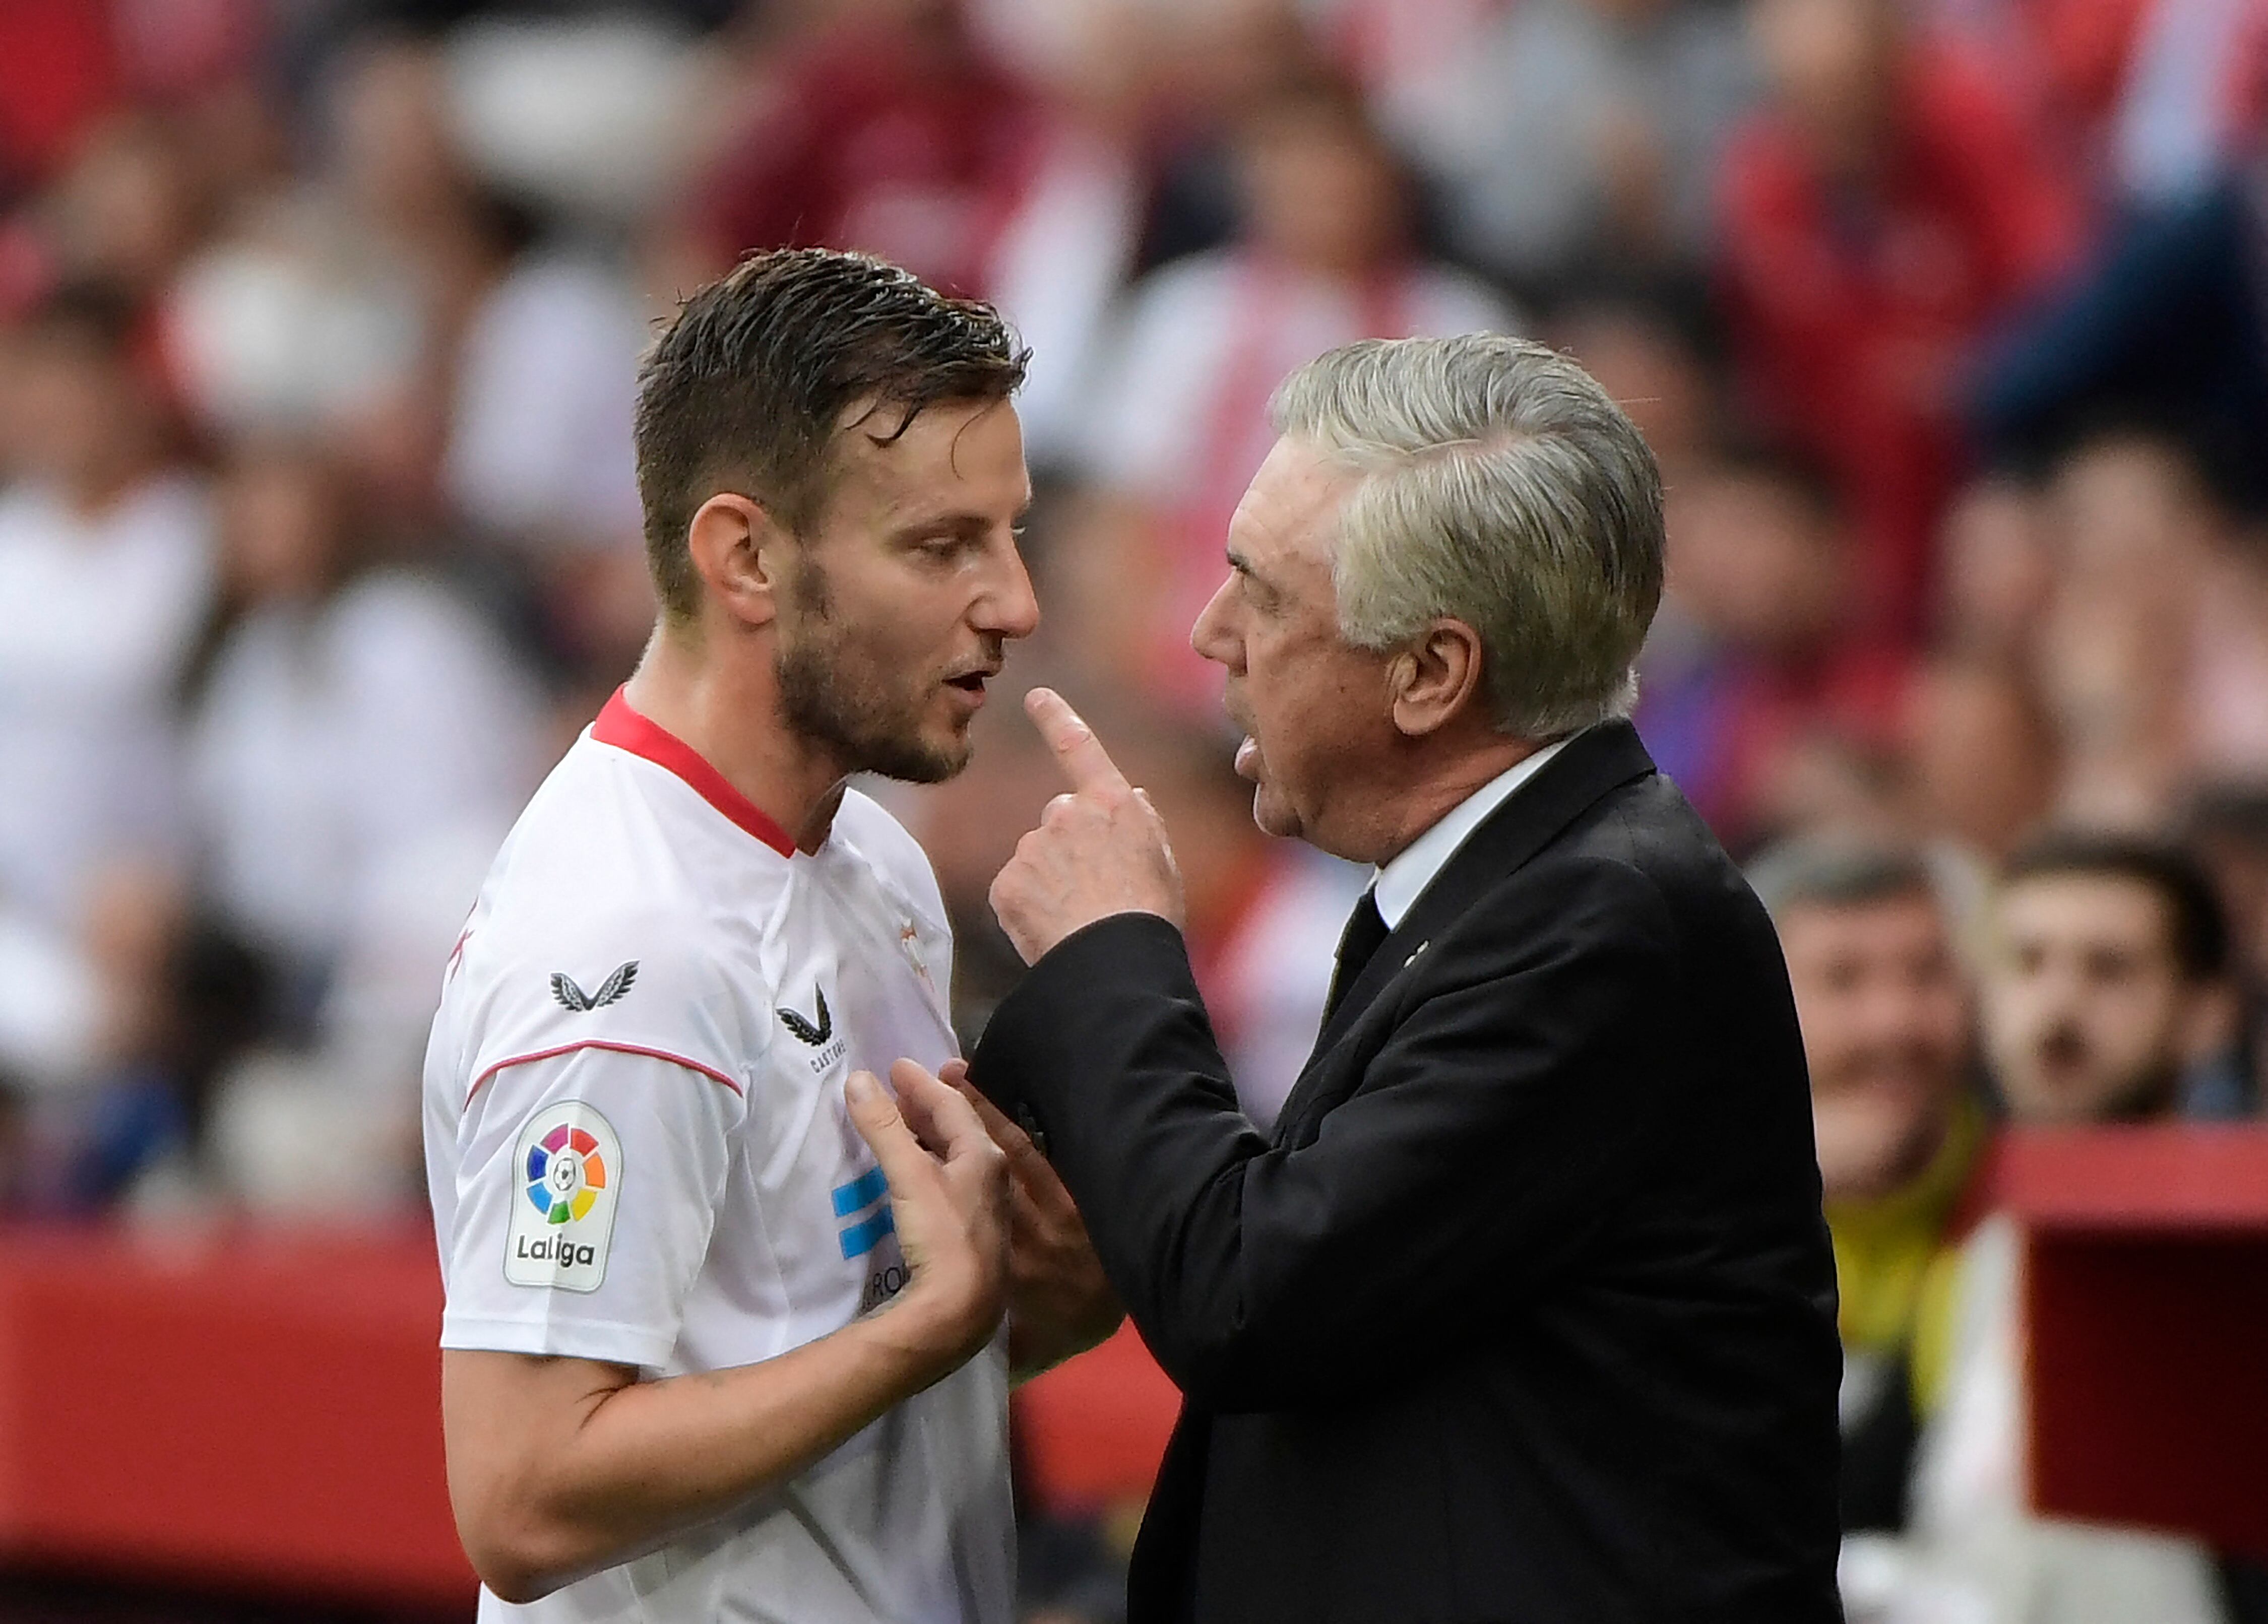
[633, 248, 1028, 622]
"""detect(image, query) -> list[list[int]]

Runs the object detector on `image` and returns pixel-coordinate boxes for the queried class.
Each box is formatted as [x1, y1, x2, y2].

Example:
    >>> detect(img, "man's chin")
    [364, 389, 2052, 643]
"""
[849, 721, 972, 786]
[1252, 784, 1302, 840]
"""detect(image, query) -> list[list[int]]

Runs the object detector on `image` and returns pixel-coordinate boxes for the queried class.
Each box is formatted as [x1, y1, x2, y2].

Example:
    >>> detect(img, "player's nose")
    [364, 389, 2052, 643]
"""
[979, 543, 1041, 641]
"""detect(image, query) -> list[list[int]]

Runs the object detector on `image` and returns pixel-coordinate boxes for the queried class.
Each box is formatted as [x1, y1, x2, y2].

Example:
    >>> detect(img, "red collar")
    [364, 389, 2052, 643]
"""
[590, 687, 796, 858]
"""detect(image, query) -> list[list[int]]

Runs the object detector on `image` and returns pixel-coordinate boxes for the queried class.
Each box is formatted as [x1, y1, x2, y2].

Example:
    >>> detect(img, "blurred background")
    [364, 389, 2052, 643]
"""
[1, 0, 2265, 1619]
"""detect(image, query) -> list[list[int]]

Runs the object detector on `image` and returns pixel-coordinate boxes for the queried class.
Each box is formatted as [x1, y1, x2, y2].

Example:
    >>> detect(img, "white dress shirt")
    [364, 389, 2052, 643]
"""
[1371, 737, 1572, 929]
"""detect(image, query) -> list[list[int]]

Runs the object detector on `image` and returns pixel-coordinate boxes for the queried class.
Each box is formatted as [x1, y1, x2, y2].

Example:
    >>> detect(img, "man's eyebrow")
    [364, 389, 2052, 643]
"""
[893, 492, 1034, 537]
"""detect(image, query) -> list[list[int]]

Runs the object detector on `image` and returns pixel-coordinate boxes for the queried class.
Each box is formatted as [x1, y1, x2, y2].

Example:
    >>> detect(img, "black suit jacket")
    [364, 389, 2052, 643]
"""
[972, 722, 1843, 1624]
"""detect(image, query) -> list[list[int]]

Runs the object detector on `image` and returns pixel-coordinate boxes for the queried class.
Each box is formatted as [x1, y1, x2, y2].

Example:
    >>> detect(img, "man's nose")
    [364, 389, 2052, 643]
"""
[1190, 573, 1238, 667]
[980, 543, 1041, 641]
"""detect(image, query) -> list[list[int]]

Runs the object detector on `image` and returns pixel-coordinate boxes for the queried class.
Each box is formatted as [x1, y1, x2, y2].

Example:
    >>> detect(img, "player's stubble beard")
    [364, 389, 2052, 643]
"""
[775, 552, 975, 785]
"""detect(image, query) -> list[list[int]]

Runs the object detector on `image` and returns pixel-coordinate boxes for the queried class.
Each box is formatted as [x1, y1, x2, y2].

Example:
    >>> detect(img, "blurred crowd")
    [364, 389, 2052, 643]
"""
[3, 0, 2267, 1618]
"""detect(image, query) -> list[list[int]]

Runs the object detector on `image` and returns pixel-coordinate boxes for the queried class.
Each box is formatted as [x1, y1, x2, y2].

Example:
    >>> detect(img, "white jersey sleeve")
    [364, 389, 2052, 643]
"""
[437, 926, 759, 1370]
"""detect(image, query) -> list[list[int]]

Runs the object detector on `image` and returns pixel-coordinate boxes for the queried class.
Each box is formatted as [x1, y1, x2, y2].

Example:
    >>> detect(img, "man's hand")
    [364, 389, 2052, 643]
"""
[988, 688, 1185, 964]
[846, 1061, 1010, 1373]
[938, 1059, 1124, 1380]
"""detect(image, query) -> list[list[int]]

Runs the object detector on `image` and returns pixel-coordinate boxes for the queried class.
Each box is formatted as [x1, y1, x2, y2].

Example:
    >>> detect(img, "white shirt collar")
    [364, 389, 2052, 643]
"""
[1371, 737, 1572, 929]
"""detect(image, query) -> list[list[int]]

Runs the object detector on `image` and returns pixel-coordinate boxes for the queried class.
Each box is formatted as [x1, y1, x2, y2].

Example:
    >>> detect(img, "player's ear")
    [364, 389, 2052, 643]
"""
[686, 493, 788, 629]
[1388, 617, 1485, 739]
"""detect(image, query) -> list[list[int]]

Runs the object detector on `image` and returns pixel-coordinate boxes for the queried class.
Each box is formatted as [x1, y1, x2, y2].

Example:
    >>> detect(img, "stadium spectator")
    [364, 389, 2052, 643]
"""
[2034, 426, 2268, 829]
[1635, 445, 1911, 852]
[1981, 830, 2242, 1122]
[1385, 0, 1757, 293]
[0, 281, 210, 931]
[1719, 0, 2088, 638]
[1749, 837, 1990, 1536]
[1075, 73, 1511, 713]
[1880, 831, 2240, 1623]
[1900, 651, 2059, 859]
[182, 437, 546, 1030]
[687, 0, 1046, 298]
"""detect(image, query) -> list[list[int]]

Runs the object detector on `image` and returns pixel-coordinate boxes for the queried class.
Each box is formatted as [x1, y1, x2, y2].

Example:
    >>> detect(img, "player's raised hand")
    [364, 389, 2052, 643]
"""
[988, 688, 1185, 964]
[845, 1063, 1008, 1372]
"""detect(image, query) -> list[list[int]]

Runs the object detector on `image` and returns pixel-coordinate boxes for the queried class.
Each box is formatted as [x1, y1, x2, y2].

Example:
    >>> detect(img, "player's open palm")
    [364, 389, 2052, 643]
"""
[846, 1062, 1010, 1373]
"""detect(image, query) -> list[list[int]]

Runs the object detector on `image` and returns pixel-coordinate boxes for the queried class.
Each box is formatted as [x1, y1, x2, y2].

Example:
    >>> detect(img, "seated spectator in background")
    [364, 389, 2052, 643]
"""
[687, 0, 1146, 470]
[2034, 425, 2268, 829]
[1076, 73, 1512, 714]
[1383, 0, 1757, 294]
[1933, 475, 2054, 663]
[1720, 0, 2088, 639]
[687, 0, 1045, 299]
[442, 190, 645, 562]
[1876, 830, 2238, 1624]
[1550, 291, 1728, 486]
[1636, 445, 1911, 853]
[1750, 837, 1989, 1537]
[1981, 831, 2242, 1122]
[0, 281, 210, 934]
[183, 437, 546, 1052]
[1900, 652, 2060, 860]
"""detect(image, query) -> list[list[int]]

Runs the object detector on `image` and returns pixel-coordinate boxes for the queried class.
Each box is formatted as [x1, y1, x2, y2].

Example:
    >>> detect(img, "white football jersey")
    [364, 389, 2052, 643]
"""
[422, 688, 1013, 1624]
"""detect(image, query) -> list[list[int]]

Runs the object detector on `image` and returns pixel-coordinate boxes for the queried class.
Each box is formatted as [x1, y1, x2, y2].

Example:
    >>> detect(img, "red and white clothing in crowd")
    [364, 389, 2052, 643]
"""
[1719, 35, 2088, 640]
[0, 471, 212, 928]
[687, 15, 1141, 466]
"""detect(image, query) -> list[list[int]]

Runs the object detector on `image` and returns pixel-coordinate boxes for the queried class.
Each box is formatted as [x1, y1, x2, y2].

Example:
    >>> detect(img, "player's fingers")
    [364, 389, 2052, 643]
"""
[890, 1058, 997, 1165]
[845, 1070, 942, 1196]
[938, 1057, 971, 1090]
[1026, 687, 1131, 798]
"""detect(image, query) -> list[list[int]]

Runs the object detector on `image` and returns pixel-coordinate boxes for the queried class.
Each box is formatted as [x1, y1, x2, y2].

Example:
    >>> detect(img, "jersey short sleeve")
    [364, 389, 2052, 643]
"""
[436, 924, 759, 1371]
[440, 1043, 746, 1369]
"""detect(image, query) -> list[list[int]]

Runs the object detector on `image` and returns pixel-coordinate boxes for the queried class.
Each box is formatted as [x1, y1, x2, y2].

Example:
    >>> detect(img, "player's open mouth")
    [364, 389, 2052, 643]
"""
[943, 670, 994, 706]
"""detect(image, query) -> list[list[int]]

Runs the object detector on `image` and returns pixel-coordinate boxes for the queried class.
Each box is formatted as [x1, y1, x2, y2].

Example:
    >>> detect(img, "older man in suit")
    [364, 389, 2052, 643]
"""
[963, 335, 1843, 1623]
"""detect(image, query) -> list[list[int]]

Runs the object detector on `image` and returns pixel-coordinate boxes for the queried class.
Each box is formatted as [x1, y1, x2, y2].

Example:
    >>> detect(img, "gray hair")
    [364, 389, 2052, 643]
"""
[1746, 837, 1941, 926]
[1270, 334, 1665, 738]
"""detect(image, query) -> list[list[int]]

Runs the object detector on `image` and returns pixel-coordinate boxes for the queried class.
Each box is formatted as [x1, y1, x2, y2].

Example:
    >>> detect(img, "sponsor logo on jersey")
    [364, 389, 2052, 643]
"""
[505, 1103, 622, 1291]
[830, 1164, 895, 1260]
[778, 986, 833, 1044]
[780, 984, 848, 1072]
[551, 961, 639, 1011]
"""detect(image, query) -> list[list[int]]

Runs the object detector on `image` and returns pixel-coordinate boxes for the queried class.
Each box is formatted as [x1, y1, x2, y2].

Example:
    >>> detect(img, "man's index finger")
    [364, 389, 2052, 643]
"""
[1025, 687, 1130, 795]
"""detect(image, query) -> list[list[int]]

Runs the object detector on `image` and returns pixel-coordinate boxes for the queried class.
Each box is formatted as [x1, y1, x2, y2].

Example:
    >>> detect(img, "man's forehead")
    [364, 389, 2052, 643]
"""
[826, 397, 1027, 499]
[1997, 873, 2173, 944]
[1230, 436, 1354, 565]
[1785, 891, 1947, 948]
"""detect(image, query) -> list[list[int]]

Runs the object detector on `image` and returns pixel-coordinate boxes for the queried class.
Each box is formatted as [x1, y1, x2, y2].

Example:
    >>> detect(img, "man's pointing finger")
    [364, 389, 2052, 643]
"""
[1026, 686, 1131, 796]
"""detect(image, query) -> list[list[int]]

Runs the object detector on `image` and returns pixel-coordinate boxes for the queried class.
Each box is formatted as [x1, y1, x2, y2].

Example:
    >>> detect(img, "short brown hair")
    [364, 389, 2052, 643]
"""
[2002, 831, 2229, 982]
[633, 249, 1028, 620]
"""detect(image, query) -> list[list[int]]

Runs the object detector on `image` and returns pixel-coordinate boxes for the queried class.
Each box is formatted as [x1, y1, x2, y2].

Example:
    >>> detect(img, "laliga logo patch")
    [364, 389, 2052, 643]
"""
[504, 1103, 621, 1292]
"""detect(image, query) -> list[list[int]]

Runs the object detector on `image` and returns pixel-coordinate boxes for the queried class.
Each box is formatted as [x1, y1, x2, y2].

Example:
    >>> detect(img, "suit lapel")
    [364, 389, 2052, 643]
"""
[1274, 722, 1659, 1138]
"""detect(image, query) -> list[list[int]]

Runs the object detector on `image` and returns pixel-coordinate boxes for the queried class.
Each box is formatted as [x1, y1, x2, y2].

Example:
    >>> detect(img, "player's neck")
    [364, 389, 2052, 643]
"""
[624, 630, 852, 856]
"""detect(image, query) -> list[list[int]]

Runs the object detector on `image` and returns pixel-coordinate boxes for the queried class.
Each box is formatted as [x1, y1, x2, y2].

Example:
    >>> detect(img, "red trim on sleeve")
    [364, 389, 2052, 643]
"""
[466, 1039, 745, 1108]
[590, 687, 797, 858]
